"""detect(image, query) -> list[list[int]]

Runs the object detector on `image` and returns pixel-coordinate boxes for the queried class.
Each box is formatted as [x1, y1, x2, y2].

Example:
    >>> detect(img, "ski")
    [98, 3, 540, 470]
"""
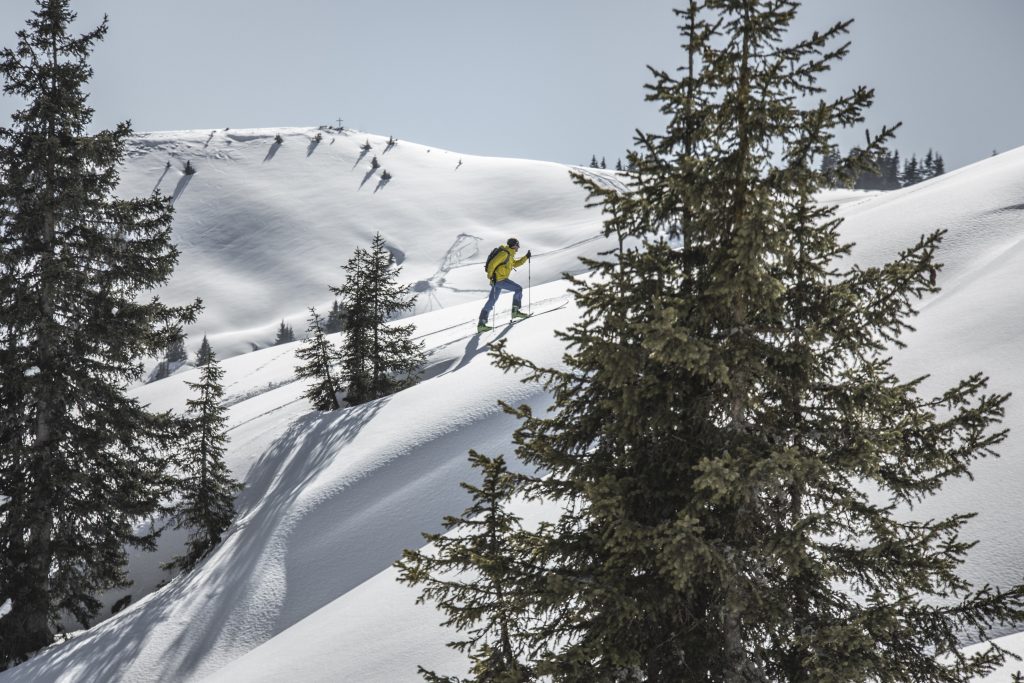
[507, 301, 569, 326]
[474, 301, 569, 334]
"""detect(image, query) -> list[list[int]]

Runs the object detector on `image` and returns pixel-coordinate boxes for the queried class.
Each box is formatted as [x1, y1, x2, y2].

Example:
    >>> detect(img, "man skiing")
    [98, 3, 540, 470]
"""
[478, 238, 531, 332]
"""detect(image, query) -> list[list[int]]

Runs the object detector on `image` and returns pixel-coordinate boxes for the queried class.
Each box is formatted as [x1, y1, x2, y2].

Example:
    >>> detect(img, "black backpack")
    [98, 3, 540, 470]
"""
[484, 246, 509, 273]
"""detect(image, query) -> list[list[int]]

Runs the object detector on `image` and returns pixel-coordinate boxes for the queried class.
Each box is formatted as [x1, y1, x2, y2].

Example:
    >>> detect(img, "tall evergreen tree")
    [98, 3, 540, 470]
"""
[331, 233, 425, 405]
[294, 307, 342, 411]
[0, 1, 200, 667]
[437, 1, 1023, 679]
[933, 152, 946, 176]
[396, 451, 538, 682]
[165, 352, 242, 573]
[196, 335, 213, 367]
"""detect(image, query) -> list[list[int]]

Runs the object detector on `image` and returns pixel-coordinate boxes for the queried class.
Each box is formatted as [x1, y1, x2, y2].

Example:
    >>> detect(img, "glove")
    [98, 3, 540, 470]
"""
[526, 250, 531, 259]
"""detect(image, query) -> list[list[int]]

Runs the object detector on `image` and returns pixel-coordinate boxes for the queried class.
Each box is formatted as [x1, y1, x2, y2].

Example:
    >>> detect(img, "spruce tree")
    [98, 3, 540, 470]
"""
[902, 153, 923, 186]
[196, 335, 213, 367]
[274, 320, 295, 345]
[331, 233, 425, 405]
[167, 335, 187, 365]
[888, 149, 903, 189]
[332, 247, 373, 403]
[923, 148, 935, 178]
[294, 307, 342, 411]
[165, 352, 242, 573]
[324, 300, 346, 334]
[396, 451, 538, 682]
[454, 1, 1021, 679]
[0, 1, 200, 667]
[152, 335, 188, 382]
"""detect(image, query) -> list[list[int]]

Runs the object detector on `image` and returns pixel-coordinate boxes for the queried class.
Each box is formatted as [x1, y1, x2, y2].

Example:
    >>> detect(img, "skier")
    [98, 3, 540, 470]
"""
[478, 238, 531, 332]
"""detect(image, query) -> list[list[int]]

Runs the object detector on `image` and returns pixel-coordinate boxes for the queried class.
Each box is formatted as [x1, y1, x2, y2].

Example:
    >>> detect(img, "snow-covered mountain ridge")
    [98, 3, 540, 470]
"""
[119, 126, 618, 360]
[3, 129, 1024, 682]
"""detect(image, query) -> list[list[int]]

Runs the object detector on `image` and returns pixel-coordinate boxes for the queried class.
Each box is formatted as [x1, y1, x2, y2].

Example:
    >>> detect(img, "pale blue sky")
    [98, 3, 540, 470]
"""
[1, 0, 1021, 170]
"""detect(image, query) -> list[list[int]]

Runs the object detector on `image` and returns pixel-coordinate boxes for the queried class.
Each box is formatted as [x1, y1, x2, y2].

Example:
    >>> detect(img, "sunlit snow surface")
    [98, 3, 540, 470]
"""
[4, 129, 1024, 682]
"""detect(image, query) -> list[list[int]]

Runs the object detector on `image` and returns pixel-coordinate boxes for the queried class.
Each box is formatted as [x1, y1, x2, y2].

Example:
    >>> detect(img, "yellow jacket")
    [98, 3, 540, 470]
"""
[485, 245, 528, 283]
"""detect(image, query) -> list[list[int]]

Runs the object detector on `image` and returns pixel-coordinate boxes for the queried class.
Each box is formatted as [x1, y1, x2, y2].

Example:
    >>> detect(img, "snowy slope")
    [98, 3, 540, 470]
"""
[3, 132, 1024, 682]
[117, 126, 620, 360]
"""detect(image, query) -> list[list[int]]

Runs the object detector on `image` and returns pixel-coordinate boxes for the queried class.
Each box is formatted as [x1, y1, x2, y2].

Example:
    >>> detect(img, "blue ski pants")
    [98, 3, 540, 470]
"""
[479, 279, 523, 324]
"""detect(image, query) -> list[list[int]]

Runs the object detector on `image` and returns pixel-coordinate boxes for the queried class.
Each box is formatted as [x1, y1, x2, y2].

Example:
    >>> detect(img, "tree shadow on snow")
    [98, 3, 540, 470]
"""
[153, 401, 386, 679]
[306, 138, 320, 157]
[352, 147, 370, 169]
[152, 164, 171, 194]
[373, 176, 390, 193]
[358, 168, 376, 190]
[6, 403, 385, 683]
[270, 392, 521, 637]
[263, 140, 282, 163]
[170, 174, 193, 206]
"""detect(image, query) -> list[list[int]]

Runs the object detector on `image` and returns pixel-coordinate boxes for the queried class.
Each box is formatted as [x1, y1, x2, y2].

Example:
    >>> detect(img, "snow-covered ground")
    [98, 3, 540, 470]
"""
[3, 128, 1024, 682]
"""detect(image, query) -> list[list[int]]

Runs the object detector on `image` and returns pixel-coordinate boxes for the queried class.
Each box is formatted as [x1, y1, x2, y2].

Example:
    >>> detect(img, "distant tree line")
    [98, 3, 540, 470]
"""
[589, 154, 634, 172]
[821, 146, 946, 190]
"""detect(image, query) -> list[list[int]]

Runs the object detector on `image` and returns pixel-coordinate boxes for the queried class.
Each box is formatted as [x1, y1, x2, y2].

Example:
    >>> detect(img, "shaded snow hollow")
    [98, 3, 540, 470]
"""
[4, 129, 1024, 682]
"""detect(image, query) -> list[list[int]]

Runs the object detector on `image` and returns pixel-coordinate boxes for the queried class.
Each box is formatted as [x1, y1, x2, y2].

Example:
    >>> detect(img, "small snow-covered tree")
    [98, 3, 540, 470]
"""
[294, 307, 342, 411]
[165, 353, 242, 573]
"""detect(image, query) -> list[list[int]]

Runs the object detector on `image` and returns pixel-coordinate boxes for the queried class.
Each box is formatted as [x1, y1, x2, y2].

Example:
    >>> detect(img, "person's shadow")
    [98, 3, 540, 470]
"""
[452, 324, 512, 373]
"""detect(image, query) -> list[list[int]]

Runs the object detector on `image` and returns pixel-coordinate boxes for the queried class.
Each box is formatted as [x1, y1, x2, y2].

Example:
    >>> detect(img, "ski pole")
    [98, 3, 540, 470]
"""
[528, 256, 532, 314]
